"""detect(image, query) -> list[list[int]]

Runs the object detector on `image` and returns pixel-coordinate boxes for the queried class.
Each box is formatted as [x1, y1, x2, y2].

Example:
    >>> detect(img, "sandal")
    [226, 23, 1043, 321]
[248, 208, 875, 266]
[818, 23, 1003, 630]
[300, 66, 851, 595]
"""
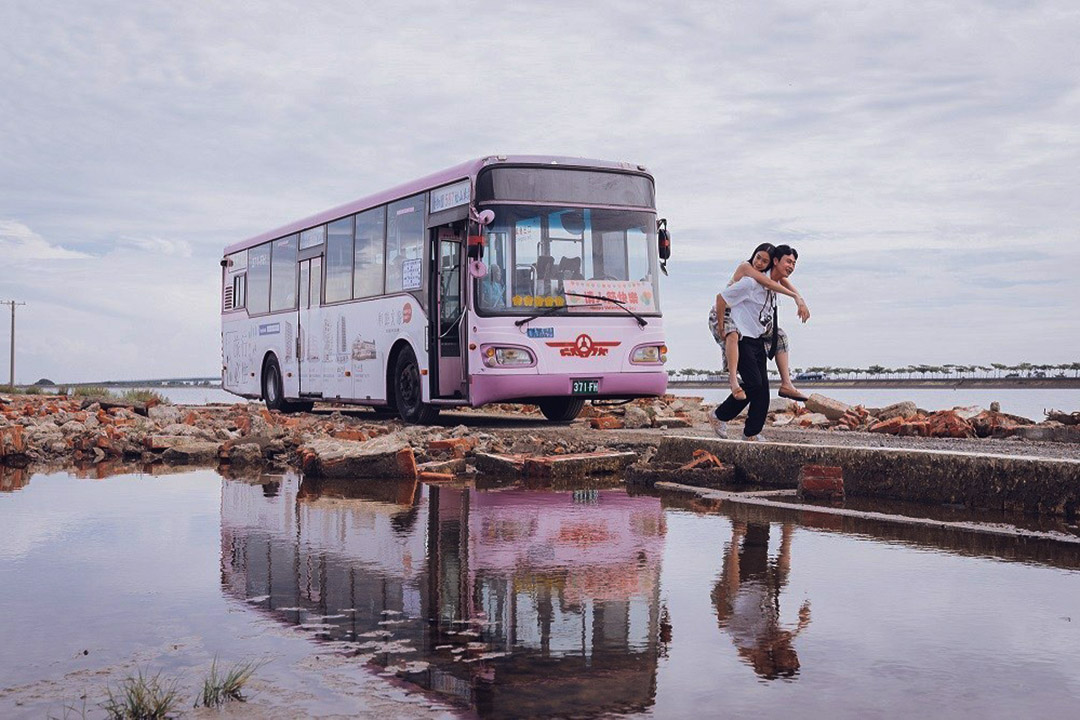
[778, 388, 809, 402]
[731, 388, 747, 401]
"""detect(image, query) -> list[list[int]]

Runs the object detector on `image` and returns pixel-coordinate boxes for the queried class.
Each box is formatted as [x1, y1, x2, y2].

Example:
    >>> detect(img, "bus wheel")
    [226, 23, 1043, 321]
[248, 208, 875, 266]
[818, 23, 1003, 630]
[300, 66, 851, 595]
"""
[393, 346, 440, 424]
[538, 397, 585, 422]
[262, 356, 287, 412]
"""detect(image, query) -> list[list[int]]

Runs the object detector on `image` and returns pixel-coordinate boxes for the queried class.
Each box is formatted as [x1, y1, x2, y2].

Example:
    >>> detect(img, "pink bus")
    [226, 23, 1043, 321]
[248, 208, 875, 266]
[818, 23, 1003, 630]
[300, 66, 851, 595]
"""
[220, 155, 670, 422]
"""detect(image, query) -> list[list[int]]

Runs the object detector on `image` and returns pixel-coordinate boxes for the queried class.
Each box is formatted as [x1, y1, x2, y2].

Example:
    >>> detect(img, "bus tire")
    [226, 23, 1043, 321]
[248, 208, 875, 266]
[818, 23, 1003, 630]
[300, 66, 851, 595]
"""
[538, 397, 585, 422]
[262, 355, 287, 412]
[393, 346, 440, 424]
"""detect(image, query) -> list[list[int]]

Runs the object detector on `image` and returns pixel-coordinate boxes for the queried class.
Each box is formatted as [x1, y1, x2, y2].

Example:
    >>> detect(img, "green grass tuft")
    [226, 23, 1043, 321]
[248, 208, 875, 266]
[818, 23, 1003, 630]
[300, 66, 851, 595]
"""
[196, 658, 264, 708]
[72, 386, 115, 399]
[101, 669, 181, 719]
[119, 389, 169, 405]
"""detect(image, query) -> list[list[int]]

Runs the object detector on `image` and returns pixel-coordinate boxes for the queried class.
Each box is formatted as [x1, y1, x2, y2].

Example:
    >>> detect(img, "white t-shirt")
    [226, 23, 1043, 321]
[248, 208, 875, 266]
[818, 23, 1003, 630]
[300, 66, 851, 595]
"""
[721, 276, 775, 339]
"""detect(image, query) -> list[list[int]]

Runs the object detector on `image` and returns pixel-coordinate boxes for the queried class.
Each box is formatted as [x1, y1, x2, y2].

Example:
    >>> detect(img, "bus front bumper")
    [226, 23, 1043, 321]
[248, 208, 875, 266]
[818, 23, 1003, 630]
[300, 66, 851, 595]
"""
[468, 371, 668, 407]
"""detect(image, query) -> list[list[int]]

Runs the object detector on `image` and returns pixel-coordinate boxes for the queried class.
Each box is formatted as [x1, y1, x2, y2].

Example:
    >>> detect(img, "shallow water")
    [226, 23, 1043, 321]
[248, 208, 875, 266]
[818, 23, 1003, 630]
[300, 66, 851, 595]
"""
[2, 467, 1080, 718]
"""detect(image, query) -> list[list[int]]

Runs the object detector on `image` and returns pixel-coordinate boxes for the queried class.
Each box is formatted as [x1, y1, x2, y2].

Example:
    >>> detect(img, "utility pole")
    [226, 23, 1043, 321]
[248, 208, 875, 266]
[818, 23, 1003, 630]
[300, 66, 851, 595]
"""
[2, 301, 26, 388]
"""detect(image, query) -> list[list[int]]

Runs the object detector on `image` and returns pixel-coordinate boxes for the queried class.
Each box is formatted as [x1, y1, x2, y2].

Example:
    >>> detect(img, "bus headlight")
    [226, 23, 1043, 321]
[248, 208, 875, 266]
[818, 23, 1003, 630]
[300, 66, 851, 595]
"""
[482, 345, 536, 367]
[631, 344, 667, 364]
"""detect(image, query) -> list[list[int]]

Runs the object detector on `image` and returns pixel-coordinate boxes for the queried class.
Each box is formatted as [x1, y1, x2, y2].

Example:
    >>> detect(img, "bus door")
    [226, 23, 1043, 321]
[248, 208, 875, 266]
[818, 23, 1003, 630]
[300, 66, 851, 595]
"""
[430, 223, 466, 399]
[297, 256, 324, 398]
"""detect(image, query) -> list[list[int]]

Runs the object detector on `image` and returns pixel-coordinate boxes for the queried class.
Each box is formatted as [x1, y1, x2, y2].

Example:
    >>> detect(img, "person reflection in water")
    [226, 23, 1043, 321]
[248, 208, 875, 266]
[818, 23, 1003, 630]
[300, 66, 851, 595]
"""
[711, 521, 811, 679]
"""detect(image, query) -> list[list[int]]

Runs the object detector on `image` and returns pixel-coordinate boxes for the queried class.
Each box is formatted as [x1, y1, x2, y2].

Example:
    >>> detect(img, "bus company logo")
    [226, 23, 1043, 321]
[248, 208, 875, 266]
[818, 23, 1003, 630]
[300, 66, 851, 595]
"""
[403, 302, 412, 323]
[546, 334, 620, 358]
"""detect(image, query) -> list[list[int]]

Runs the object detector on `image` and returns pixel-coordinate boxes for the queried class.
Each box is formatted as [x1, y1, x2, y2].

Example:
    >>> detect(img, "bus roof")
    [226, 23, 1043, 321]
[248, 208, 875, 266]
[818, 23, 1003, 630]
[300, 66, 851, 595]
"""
[222, 155, 652, 256]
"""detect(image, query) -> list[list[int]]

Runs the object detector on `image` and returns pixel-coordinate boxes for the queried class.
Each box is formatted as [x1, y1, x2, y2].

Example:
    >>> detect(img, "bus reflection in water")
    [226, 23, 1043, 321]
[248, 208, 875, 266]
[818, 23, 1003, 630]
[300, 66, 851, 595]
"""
[220, 473, 667, 717]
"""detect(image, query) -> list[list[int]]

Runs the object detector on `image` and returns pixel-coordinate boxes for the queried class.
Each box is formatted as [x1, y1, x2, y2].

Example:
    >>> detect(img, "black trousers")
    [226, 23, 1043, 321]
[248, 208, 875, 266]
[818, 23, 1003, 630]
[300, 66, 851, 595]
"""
[714, 336, 770, 437]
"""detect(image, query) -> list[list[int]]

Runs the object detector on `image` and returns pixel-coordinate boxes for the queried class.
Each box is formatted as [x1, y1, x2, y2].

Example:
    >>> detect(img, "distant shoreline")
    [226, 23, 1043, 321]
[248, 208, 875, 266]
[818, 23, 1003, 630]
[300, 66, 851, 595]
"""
[668, 378, 1080, 390]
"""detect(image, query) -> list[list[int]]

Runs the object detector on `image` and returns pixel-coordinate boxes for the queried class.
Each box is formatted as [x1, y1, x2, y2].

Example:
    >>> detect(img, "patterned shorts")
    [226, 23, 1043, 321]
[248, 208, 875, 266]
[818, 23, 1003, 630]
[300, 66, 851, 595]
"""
[708, 307, 788, 372]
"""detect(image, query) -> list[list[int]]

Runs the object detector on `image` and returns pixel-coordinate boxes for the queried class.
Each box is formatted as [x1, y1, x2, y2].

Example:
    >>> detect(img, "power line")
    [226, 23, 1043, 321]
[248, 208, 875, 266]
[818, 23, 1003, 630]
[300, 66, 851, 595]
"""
[2, 300, 26, 388]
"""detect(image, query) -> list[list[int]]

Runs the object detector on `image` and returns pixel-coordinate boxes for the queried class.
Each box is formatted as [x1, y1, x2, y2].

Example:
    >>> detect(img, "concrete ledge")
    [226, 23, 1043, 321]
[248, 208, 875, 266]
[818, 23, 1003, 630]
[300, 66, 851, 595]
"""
[652, 436, 1080, 517]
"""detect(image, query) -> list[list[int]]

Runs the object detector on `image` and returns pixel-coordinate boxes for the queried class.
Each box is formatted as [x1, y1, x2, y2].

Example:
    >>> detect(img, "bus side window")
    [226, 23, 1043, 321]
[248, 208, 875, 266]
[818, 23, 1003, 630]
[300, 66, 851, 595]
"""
[386, 194, 425, 294]
[354, 206, 386, 298]
[325, 217, 354, 303]
[270, 235, 298, 312]
[247, 243, 271, 315]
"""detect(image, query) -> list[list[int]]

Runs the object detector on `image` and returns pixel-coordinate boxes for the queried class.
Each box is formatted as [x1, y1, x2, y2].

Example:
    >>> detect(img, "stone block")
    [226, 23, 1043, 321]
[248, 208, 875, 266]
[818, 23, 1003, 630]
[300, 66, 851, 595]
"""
[418, 471, 455, 482]
[299, 433, 418, 479]
[0, 425, 27, 458]
[925, 410, 975, 439]
[798, 413, 831, 427]
[161, 440, 222, 464]
[473, 452, 528, 476]
[589, 414, 625, 430]
[523, 451, 637, 480]
[227, 442, 265, 467]
[898, 421, 930, 437]
[877, 401, 918, 421]
[1011, 425, 1080, 443]
[798, 464, 844, 501]
[652, 414, 691, 428]
[428, 437, 477, 458]
[623, 405, 651, 429]
[626, 461, 735, 489]
[418, 458, 468, 474]
[971, 411, 1019, 438]
[805, 394, 853, 421]
[769, 397, 797, 414]
[952, 405, 985, 421]
[869, 416, 904, 434]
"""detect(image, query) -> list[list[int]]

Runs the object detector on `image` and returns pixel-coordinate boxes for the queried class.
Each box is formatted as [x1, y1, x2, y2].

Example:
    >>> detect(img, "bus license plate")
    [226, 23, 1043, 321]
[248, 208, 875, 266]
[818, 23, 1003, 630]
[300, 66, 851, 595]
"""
[572, 379, 599, 395]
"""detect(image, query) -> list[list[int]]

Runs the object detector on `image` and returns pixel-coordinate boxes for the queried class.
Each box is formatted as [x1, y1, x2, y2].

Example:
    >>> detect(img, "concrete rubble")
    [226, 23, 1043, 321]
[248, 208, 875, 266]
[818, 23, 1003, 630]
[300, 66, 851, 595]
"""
[0, 393, 653, 482]
[759, 393, 1080, 443]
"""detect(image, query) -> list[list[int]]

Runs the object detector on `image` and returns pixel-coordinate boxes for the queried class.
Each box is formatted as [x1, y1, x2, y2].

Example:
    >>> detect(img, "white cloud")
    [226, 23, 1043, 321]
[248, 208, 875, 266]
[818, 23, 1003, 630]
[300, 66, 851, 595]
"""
[0, 220, 90, 262]
[0, 0, 1077, 383]
[117, 235, 193, 257]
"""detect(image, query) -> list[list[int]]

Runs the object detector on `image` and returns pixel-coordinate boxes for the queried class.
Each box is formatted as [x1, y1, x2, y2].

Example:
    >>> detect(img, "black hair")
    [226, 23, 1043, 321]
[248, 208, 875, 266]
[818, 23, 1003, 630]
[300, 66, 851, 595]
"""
[748, 243, 776, 264]
[773, 244, 798, 261]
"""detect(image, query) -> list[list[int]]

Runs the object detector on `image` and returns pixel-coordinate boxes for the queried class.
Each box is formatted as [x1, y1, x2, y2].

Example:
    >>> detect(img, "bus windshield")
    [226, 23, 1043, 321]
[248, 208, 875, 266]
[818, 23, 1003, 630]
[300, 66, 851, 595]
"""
[476, 205, 659, 316]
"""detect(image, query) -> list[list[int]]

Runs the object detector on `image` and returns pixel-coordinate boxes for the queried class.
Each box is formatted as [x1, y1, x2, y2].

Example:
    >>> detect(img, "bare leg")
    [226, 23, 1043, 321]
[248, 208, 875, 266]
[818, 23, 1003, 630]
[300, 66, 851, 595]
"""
[724, 332, 746, 400]
[775, 350, 802, 396]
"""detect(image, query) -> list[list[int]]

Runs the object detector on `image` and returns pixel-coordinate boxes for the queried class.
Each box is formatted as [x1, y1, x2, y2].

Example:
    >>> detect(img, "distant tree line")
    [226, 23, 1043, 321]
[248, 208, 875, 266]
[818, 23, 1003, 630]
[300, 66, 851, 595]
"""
[667, 362, 1080, 382]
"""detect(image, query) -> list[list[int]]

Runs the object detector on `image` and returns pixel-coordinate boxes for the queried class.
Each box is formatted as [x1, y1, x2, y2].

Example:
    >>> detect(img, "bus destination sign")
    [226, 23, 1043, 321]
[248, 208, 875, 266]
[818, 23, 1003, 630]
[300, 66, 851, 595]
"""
[430, 180, 471, 213]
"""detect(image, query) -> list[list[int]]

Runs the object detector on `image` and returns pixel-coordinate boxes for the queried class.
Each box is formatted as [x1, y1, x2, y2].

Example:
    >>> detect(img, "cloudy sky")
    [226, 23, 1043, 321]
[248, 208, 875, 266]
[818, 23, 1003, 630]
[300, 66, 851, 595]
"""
[1, 0, 1077, 383]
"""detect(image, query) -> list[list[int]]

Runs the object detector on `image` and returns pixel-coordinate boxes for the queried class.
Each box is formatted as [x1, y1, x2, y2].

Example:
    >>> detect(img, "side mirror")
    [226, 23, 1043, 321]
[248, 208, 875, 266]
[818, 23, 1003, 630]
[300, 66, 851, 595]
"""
[657, 218, 671, 275]
[468, 209, 494, 259]
[468, 259, 488, 279]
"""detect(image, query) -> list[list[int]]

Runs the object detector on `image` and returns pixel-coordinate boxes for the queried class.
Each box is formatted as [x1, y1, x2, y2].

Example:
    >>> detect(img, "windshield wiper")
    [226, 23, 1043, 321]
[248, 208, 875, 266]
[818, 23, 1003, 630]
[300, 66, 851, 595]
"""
[564, 292, 648, 327]
[514, 303, 569, 327]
